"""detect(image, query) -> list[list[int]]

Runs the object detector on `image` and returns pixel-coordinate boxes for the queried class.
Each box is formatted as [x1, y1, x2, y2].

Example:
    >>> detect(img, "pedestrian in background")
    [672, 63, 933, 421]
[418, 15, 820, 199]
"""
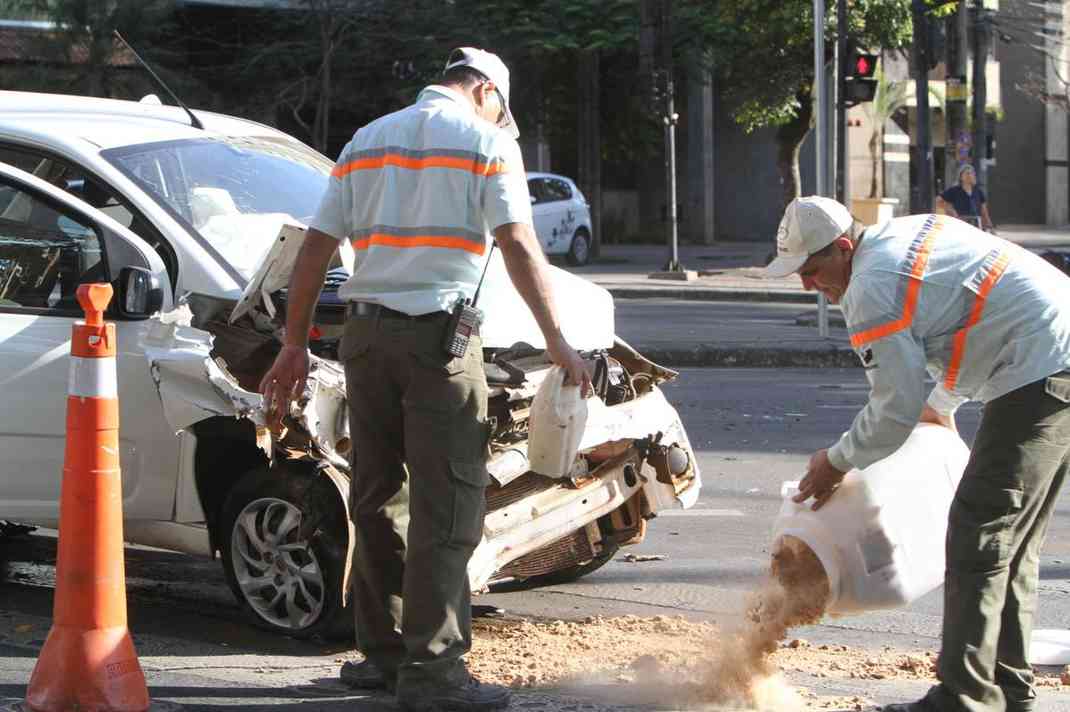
[764, 196, 1070, 712]
[259, 46, 591, 712]
[938, 164, 995, 233]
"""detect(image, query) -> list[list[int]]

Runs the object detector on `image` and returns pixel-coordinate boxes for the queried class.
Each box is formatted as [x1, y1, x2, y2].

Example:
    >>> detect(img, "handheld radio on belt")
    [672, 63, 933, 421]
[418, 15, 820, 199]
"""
[443, 243, 495, 358]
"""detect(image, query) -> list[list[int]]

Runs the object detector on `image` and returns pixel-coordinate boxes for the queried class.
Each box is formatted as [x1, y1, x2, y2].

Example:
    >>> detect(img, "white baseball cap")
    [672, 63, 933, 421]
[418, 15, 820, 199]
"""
[444, 47, 519, 139]
[763, 196, 854, 278]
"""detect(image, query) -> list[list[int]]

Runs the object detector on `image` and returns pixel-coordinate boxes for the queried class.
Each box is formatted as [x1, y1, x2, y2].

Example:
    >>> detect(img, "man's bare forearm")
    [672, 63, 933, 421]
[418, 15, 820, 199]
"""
[494, 222, 563, 342]
[284, 228, 340, 349]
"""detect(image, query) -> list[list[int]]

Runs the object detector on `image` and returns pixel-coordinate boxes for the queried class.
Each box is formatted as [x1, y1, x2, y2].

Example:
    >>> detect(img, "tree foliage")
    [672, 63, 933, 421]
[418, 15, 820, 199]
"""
[2, 0, 177, 97]
[699, 0, 913, 133]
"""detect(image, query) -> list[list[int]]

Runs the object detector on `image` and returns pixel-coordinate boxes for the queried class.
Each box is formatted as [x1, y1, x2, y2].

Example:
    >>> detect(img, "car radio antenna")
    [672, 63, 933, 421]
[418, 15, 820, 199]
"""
[113, 30, 204, 131]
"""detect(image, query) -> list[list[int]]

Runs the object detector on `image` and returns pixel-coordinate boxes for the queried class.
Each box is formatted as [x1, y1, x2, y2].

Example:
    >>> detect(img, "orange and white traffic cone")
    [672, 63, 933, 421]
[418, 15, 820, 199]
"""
[24, 283, 150, 712]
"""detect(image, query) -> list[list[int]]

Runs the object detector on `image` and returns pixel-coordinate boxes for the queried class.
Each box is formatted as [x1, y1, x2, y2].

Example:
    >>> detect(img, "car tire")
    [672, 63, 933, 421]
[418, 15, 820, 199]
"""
[220, 465, 353, 641]
[566, 228, 591, 266]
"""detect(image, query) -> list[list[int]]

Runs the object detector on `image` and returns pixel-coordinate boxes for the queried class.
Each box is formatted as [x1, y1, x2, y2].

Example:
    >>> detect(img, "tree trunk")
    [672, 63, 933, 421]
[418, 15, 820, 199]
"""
[775, 92, 813, 210]
[944, 2, 968, 191]
[576, 49, 602, 257]
[868, 128, 881, 199]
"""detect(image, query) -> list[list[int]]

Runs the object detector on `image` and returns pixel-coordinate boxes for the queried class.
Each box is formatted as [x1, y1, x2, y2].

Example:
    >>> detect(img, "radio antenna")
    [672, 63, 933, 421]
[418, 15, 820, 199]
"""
[113, 30, 204, 131]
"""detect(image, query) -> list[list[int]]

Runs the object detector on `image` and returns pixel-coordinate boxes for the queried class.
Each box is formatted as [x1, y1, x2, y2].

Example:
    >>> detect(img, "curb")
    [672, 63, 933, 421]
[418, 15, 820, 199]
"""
[638, 345, 860, 369]
[603, 287, 813, 303]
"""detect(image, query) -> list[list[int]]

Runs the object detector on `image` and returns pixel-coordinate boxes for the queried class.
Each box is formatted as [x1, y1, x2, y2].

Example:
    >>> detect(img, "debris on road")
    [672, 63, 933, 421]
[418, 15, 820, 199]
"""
[620, 553, 667, 563]
[337, 542, 1068, 708]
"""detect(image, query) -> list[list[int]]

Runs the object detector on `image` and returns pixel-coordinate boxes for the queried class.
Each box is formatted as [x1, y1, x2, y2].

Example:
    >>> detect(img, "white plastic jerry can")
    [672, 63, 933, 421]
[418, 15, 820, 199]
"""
[773, 423, 971, 616]
[527, 365, 589, 478]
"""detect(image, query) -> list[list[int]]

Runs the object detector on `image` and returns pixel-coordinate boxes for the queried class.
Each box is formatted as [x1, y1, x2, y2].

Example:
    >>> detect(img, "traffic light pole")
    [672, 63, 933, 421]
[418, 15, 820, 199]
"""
[814, 0, 830, 338]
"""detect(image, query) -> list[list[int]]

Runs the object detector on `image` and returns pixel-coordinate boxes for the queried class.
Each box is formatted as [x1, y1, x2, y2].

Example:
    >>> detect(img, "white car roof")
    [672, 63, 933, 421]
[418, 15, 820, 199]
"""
[526, 171, 575, 183]
[0, 90, 286, 150]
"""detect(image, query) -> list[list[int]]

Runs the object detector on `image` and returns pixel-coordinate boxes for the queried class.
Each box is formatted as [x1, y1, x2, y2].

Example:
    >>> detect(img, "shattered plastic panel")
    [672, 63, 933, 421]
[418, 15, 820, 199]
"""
[143, 306, 350, 469]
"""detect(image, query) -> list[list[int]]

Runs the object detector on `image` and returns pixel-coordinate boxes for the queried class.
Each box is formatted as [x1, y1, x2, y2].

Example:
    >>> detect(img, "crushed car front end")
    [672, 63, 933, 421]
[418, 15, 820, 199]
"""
[145, 224, 700, 633]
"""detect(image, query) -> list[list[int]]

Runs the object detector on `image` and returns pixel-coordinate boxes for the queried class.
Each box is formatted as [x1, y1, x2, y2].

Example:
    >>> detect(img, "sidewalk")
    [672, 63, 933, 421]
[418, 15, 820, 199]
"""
[574, 224, 1070, 368]
[569, 224, 1070, 302]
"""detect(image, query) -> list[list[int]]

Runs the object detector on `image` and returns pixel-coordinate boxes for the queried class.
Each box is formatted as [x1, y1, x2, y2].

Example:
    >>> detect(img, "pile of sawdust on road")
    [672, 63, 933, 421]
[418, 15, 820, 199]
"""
[466, 535, 1067, 708]
[468, 616, 1069, 701]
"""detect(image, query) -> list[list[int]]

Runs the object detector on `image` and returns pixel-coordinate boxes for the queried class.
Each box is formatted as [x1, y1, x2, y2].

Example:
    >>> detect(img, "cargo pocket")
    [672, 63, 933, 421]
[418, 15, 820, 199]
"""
[445, 459, 490, 547]
[949, 485, 1023, 570]
[338, 319, 372, 363]
[413, 350, 467, 377]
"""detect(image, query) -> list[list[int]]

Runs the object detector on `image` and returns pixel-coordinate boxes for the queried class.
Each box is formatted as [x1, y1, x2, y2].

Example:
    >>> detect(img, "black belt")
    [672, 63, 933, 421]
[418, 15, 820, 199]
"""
[347, 302, 445, 321]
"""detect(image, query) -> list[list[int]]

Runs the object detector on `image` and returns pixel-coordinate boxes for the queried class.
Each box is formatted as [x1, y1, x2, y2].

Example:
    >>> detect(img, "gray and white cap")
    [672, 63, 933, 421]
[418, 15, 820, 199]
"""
[444, 47, 519, 139]
[763, 196, 854, 278]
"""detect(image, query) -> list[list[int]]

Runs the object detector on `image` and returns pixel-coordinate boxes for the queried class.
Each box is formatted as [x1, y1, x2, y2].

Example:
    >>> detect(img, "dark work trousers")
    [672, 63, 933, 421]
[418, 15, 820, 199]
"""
[927, 371, 1070, 712]
[339, 309, 490, 691]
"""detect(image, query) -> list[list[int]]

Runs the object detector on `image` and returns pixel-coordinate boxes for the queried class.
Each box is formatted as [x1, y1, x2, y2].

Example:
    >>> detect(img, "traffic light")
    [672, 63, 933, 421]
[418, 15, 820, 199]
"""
[844, 43, 879, 107]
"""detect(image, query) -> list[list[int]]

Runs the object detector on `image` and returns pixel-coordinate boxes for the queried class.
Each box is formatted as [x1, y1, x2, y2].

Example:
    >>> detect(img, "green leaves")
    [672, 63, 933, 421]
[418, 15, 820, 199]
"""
[700, 0, 914, 131]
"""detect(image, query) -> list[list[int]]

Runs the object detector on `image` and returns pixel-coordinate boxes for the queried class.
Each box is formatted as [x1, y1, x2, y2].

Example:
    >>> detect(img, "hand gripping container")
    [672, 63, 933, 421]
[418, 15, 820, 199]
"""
[773, 423, 970, 616]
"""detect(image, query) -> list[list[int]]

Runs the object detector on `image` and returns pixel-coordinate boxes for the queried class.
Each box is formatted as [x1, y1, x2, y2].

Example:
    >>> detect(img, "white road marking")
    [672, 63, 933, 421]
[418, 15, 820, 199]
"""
[658, 508, 745, 517]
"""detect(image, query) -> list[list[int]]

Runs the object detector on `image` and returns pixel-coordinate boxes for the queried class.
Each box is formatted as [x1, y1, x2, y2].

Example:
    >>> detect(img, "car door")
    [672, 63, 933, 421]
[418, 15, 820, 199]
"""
[543, 178, 578, 244]
[527, 177, 560, 254]
[0, 162, 179, 524]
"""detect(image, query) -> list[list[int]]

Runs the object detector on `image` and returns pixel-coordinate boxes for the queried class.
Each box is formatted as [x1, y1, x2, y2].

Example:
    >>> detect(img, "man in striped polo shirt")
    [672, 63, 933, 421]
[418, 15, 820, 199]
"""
[765, 197, 1070, 712]
[260, 47, 591, 711]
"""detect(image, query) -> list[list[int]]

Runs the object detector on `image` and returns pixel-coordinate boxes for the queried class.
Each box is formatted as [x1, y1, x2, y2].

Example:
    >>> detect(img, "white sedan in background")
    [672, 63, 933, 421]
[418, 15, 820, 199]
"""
[527, 172, 592, 266]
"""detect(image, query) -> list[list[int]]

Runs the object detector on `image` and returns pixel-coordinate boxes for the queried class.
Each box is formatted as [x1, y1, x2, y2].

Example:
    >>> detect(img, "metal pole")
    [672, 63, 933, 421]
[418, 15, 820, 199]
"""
[836, 0, 848, 204]
[815, 0, 830, 337]
[665, 79, 680, 271]
[913, 0, 934, 212]
[814, 0, 828, 196]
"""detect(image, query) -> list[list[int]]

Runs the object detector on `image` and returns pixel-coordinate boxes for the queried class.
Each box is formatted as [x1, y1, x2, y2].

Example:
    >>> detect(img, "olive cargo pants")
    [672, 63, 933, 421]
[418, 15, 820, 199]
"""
[926, 371, 1070, 712]
[339, 310, 490, 690]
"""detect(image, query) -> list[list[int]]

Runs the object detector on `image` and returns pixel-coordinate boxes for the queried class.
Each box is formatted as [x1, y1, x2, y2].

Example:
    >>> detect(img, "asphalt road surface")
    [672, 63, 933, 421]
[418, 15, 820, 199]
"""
[4, 368, 1070, 710]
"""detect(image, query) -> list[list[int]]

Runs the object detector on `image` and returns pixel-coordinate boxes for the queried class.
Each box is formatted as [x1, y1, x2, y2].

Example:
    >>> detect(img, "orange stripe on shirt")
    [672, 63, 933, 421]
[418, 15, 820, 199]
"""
[351, 233, 486, 255]
[332, 154, 511, 178]
[943, 251, 1012, 390]
[849, 220, 944, 348]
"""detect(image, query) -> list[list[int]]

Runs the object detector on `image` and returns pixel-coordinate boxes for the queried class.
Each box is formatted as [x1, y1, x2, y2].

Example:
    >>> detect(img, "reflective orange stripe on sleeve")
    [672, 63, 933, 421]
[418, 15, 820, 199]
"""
[351, 233, 487, 255]
[943, 251, 1012, 391]
[332, 154, 512, 178]
[849, 218, 945, 348]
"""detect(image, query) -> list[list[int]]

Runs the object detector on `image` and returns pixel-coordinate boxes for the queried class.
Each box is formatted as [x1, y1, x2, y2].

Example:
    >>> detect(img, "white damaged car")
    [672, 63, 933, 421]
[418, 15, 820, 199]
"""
[0, 90, 701, 639]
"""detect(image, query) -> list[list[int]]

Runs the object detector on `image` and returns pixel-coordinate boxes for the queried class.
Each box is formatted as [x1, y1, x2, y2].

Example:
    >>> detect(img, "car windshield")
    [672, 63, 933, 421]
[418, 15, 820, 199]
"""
[102, 136, 331, 281]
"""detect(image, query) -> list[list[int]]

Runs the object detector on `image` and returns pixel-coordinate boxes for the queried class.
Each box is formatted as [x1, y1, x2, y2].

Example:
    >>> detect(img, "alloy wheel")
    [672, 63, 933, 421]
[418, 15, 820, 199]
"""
[229, 497, 325, 631]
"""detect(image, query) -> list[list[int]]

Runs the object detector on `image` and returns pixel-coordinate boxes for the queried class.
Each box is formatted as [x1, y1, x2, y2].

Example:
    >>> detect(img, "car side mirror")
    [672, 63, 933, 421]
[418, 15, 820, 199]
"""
[116, 266, 163, 319]
[530, 195, 537, 205]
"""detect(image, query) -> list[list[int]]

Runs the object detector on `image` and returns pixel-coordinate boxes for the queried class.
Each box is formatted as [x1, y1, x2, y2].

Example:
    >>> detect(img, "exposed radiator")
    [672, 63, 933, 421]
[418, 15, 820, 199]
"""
[496, 527, 596, 580]
[485, 471, 559, 512]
